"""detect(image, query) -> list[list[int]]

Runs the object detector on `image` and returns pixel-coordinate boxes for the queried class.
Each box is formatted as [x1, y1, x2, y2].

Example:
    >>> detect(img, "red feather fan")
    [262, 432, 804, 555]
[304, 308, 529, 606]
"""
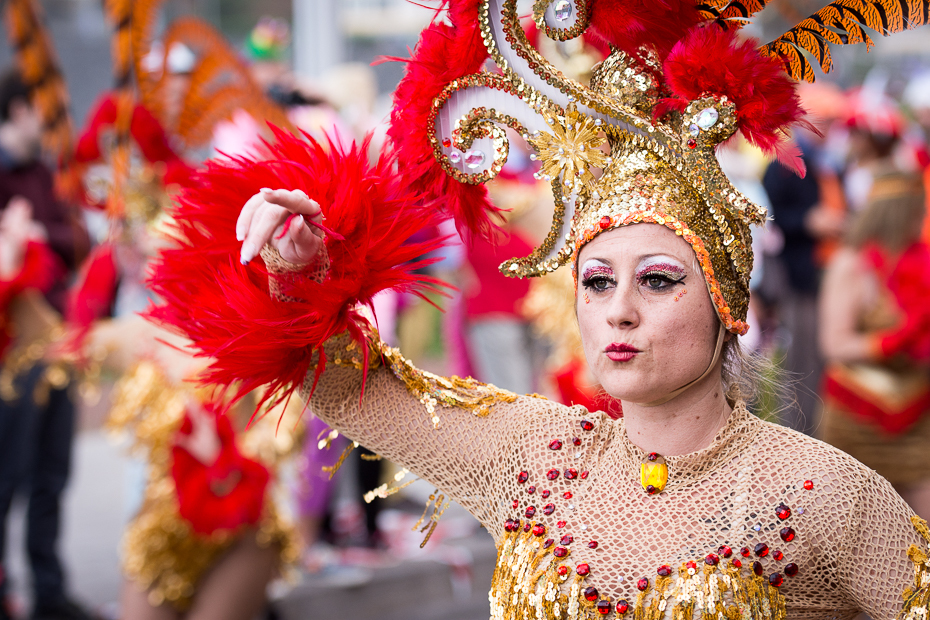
[146, 128, 448, 406]
[588, 0, 703, 64]
[658, 25, 812, 175]
[384, 0, 501, 240]
[172, 405, 270, 535]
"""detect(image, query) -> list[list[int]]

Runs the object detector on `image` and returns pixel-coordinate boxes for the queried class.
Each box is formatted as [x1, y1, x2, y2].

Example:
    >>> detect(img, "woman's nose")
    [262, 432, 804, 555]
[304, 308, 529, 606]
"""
[605, 280, 639, 328]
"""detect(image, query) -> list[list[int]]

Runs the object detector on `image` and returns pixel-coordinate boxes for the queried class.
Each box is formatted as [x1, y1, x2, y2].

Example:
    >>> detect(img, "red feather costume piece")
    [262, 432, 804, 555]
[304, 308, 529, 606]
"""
[658, 25, 811, 175]
[147, 128, 447, 404]
[385, 0, 500, 239]
[588, 0, 702, 65]
[172, 406, 270, 535]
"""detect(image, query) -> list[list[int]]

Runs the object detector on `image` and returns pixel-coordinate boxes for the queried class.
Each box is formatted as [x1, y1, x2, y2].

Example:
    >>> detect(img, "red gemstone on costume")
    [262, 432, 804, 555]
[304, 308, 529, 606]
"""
[772, 549, 784, 561]
[573, 437, 582, 446]
[558, 565, 569, 576]
[803, 480, 814, 491]
[442, 138, 452, 148]
[784, 563, 799, 576]
[544, 538, 554, 549]
[686, 561, 697, 570]
[584, 586, 599, 601]
[705, 553, 719, 566]
[719, 545, 733, 558]
[543, 503, 555, 515]
[687, 139, 697, 149]
[549, 439, 563, 450]
[524, 522, 532, 532]
[646, 485, 657, 495]
[565, 469, 578, 480]
[599, 216, 612, 230]
[754, 543, 769, 557]
[581, 471, 589, 479]
[561, 535, 573, 545]
[780, 527, 796, 542]
[557, 520, 567, 528]
[512, 500, 519, 509]
[616, 600, 630, 614]
[657, 565, 672, 577]
[576, 563, 590, 576]
[547, 469, 560, 480]
[769, 573, 784, 587]
[504, 519, 514, 532]
[776, 504, 791, 520]
[581, 420, 595, 431]
[542, 490, 551, 499]
[554, 547, 568, 558]
[563, 492, 573, 499]
[517, 471, 529, 484]
[731, 559, 742, 568]
[647, 452, 660, 462]
[740, 547, 751, 557]
[637, 577, 649, 591]
[525, 506, 536, 519]
[753, 561, 763, 576]
[533, 524, 546, 537]
[588, 541, 598, 549]
[527, 486, 536, 494]
[596, 600, 611, 615]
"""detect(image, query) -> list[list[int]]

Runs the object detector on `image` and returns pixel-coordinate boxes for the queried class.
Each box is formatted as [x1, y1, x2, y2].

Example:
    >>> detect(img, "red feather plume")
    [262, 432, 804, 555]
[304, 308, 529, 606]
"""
[588, 0, 704, 63]
[658, 25, 812, 175]
[384, 0, 501, 240]
[146, 128, 448, 406]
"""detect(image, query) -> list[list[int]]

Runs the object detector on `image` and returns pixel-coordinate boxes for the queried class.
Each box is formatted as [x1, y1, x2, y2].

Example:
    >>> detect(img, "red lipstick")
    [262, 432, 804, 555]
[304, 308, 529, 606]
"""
[605, 343, 640, 362]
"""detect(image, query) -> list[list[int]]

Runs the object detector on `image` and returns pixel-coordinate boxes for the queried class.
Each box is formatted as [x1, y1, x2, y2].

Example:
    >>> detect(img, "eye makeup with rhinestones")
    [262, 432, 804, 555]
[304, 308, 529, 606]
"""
[634, 256, 687, 292]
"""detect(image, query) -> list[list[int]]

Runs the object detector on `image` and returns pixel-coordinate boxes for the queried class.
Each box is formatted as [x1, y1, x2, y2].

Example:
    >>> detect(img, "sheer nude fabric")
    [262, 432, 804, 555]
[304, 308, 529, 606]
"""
[302, 333, 925, 620]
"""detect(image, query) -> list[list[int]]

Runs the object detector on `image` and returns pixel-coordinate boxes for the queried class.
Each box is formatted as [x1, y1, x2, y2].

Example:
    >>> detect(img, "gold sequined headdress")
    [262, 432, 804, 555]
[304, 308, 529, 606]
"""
[389, 0, 930, 336]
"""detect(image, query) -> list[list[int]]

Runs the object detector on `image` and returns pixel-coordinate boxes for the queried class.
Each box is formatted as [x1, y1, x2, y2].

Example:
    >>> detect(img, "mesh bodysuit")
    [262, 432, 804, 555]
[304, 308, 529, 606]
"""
[301, 332, 930, 620]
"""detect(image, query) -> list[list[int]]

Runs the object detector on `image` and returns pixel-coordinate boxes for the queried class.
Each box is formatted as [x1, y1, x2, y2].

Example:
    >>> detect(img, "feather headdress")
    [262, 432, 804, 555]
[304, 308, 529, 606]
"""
[384, 0, 930, 334]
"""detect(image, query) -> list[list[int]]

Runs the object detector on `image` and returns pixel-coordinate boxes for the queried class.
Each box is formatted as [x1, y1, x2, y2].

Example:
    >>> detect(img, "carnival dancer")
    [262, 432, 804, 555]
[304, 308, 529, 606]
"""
[65, 93, 299, 619]
[149, 1, 930, 618]
[820, 171, 930, 521]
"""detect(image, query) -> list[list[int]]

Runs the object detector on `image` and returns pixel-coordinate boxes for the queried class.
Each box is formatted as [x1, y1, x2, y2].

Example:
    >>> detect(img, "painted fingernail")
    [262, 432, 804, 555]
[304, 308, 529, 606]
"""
[240, 241, 255, 264]
[260, 187, 273, 194]
[236, 229, 244, 241]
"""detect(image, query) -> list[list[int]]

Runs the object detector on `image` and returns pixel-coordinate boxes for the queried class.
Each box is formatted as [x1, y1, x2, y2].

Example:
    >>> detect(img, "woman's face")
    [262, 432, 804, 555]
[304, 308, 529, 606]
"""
[576, 224, 721, 404]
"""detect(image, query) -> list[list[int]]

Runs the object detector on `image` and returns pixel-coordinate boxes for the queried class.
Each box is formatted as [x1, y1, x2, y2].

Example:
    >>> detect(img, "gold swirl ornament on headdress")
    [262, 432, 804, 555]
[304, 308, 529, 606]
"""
[427, 0, 765, 335]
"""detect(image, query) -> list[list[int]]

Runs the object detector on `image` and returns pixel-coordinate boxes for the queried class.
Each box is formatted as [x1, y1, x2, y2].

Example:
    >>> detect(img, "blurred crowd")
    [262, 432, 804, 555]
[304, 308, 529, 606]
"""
[0, 6, 929, 620]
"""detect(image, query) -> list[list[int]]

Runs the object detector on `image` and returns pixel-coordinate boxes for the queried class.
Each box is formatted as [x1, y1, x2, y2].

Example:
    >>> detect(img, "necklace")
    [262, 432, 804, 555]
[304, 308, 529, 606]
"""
[641, 452, 668, 495]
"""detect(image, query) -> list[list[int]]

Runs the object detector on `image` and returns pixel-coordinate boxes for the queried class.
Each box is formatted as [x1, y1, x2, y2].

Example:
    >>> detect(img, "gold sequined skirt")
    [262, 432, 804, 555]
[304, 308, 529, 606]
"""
[121, 476, 297, 610]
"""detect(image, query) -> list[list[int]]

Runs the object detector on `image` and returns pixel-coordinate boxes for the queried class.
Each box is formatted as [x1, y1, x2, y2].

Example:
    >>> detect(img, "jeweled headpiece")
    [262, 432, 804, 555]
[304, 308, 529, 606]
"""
[390, 0, 930, 335]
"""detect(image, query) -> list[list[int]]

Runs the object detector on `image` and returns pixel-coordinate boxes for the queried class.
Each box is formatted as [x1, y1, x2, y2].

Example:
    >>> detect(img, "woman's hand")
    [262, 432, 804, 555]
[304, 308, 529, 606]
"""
[236, 188, 324, 266]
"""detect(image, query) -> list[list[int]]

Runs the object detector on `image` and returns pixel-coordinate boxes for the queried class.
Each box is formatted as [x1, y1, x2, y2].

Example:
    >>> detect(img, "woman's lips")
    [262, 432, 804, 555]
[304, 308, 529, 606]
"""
[605, 343, 640, 362]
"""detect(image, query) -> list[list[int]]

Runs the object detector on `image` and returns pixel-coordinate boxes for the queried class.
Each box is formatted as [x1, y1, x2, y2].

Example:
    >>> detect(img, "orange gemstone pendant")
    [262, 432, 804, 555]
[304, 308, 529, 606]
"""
[640, 452, 668, 495]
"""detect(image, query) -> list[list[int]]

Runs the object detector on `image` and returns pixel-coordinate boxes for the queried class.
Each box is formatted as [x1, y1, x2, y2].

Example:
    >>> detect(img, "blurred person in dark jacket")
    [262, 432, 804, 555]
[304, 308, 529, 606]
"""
[0, 68, 92, 620]
[763, 136, 844, 436]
